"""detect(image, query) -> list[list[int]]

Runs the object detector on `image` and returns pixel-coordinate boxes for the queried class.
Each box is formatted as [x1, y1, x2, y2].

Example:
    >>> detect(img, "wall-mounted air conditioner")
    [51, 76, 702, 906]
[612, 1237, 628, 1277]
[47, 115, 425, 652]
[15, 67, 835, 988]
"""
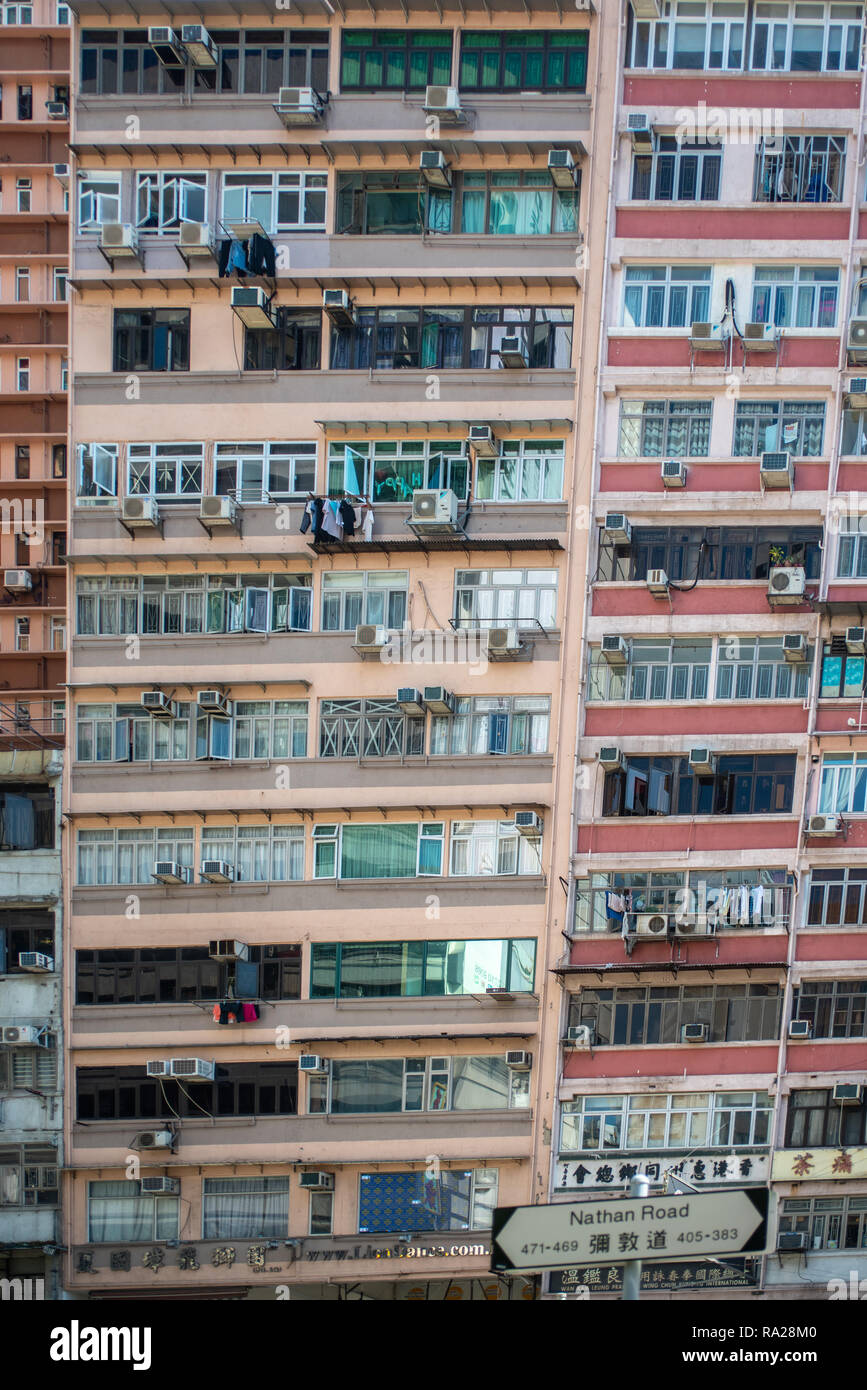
[45, 101, 68, 119]
[1, 1025, 45, 1046]
[601, 634, 629, 666]
[122, 495, 160, 528]
[767, 566, 806, 605]
[199, 495, 238, 527]
[354, 624, 388, 653]
[783, 633, 806, 661]
[152, 861, 192, 885]
[3, 570, 31, 592]
[603, 512, 631, 544]
[514, 811, 542, 836]
[274, 86, 325, 126]
[231, 286, 276, 330]
[662, 459, 687, 488]
[181, 24, 218, 66]
[646, 568, 669, 596]
[806, 813, 841, 837]
[844, 377, 867, 409]
[788, 1019, 812, 1039]
[322, 288, 355, 327]
[420, 149, 451, 189]
[299, 1055, 329, 1074]
[179, 221, 215, 256]
[547, 148, 577, 188]
[690, 322, 725, 350]
[209, 938, 248, 960]
[743, 321, 777, 349]
[197, 690, 232, 715]
[681, 1023, 708, 1043]
[423, 85, 465, 123]
[299, 1171, 334, 1190]
[99, 223, 139, 258]
[598, 745, 624, 771]
[846, 625, 866, 654]
[777, 1232, 807, 1251]
[148, 26, 187, 66]
[833, 1082, 863, 1104]
[486, 627, 522, 657]
[169, 1058, 215, 1081]
[848, 318, 867, 363]
[505, 1050, 532, 1070]
[53, 163, 70, 186]
[200, 862, 236, 884]
[498, 334, 528, 368]
[396, 687, 426, 715]
[760, 451, 793, 489]
[140, 1177, 181, 1195]
[17, 953, 53, 973]
[627, 112, 654, 150]
[688, 747, 715, 775]
[135, 1130, 174, 1149]
[146, 1061, 170, 1077]
[566, 1025, 594, 1048]
[423, 686, 454, 714]
[141, 690, 174, 716]
[410, 489, 460, 532]
[468, 424, 496, 457]
[636, 912, 669, 938]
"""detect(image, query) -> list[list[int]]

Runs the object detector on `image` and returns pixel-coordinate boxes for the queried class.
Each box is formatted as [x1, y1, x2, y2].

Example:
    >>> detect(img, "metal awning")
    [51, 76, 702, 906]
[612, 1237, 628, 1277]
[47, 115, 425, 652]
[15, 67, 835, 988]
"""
[309, 536, 563, 555]
[555, 960, 789, 980]
[317, 419, 574, 433]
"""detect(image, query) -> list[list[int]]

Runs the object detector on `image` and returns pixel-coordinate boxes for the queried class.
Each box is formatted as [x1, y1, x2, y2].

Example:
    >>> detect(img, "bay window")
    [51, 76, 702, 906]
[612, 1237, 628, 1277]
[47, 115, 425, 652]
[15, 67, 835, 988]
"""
[792, 979, 866, 1037]
[603, 753, 796, 817]
[474, 440, 565, 502]
[327, 439, 468, 503]
[807, 867, 867, 926]
[77, 1063, 298, 1122]
[753, 135, 845, 203]
[460, 170, 579, 235]
[221, 170, 327, 234]
[785, 1087, 867, 1146]
[336, 170, 449, 236]
[569, 982, 782, 1045]
[329, 305, 573, 371]
[818, 754, 867, 814]
[573, 868, 793, 934]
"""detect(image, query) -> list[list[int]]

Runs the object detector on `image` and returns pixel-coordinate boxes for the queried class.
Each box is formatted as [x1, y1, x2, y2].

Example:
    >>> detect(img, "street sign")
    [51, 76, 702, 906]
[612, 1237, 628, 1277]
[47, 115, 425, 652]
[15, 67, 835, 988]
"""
[491, 1187, 768, 1274]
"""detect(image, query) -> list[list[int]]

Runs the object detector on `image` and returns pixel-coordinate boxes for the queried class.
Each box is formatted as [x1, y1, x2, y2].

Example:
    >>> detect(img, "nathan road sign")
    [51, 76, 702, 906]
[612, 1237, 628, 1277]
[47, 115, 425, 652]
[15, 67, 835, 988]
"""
[491, 1187, 768, 1274]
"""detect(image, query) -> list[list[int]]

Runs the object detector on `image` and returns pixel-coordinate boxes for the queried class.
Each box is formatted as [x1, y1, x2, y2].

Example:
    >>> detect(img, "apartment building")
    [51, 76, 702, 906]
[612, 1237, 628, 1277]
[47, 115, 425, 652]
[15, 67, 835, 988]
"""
[63, 2, 615, 1300]
[552, 0, 867, 1301]
[0, 0, 69, 1303]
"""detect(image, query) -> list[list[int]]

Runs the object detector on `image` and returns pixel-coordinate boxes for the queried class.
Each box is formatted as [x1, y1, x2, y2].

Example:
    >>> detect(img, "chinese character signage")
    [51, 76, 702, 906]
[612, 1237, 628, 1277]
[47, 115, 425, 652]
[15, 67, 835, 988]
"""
[550, 1259, 758, 1295]
[771, 1146, 867, 1182]
[555, 1152, 769, 1191]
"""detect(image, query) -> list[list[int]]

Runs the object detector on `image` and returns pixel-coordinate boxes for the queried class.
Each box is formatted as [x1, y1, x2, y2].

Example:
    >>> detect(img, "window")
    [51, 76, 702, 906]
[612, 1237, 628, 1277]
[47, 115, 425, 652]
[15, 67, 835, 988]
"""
[618, 399, 712, 458]
[599, 524, 823, 583]
[459, 170, 579, 235]
[571, 982, 782, 1045]
[0, 1147, 58, 1209]
[590, 636, 811, 704]
[76, 444, 117, 504]
[632, 138, 722, 202]
[77, 1063, 298, 1121]
[335, 170, 449, 237]
[14, 267, 29, 303]
[80, 28, 329, 96]
[780, 1196, 867, 1251]
[750, 1, 862, 71]
[835, 526, 867, 578]
[785, 1087, 867, 1147]
[1, 4, 34, 21]
[322, 822, 444, 880]
[52, 444, 67, 479]
[819, 635, 864, 695]
[754, 134, 845, 203]
[60, 358, 68, 393]
[358, 1169, 498, 1234]
[76, 944, 301, 1004]
[233, 701, 308, 759]
[113, 309, 190, 372]
[77, 173, 121, 230]
[560, 1090, 772, 1152]
[221, 170, 327, 234]
[329, 306, 573, 371]
[573, 868, 793, 934]
[430, 695, 551, 756]
[57, 3, 71, 21]
[215, 441, 316, 501]
[311, 938, 537, 999]
[52, 700, 65, 735]
[309, 1056, 527, 1115]
[751, 265, 839, 328]
[75, 572, 314, 636]
[0, 1041, 56, 1092]
[126, 443, 204, 501]
[77, 701, 191, 763]
[76, 827, 192, 886]
[327, 439, 468, 504]
[0, 909, 54, 974]
[715, 636, 811, 699]
[453, 567, 558, 630]
[17, 85, 31, 120]
[0, 784, 54, 849]
[623, 265, 712, 328]
[450, 819, 542, 876]
[14, 444, 29, 479]
[309, 1190, 333, 1236]
[14, 617, 29, 652]
[603, 753, 796, 818]
[201, 825, 305, 882]
[135, 171, 207, 231]
[321, 569, 407, 632]
[793, 979, 866, 1038]
[202, 1177, 289, 1240]
[16, 178, 30, 212]
[459, 29, 588, 91]
[244, 309, 321, 372]
[627, 1, 746, 69]
[53, 267, 67, 301]
[340, 28, 452, 90]
[87, 1182, 179, 1243]
[807, 867, 867, 926]
[50, 616, 66, 649]
[16, 358, 29, 391]
[733, 400, 826, 455]
[319, 698, 425, 759]
[818, 754, 867, 814]
[475, 440, 565, 502]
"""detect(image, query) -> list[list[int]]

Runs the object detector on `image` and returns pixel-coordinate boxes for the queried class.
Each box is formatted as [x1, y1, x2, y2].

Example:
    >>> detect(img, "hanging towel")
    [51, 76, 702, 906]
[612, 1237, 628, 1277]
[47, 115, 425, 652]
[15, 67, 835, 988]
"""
[242, 1002, 259, 1022]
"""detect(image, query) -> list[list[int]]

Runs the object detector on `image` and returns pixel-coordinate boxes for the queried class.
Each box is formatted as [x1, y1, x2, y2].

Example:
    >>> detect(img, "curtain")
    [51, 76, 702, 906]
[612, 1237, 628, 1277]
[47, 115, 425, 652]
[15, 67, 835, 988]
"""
[88, 1183, 177, 1242]
[202, 1179, 288, 1239]
[340, 823, 418, 879]
[1, 795, 35, 849]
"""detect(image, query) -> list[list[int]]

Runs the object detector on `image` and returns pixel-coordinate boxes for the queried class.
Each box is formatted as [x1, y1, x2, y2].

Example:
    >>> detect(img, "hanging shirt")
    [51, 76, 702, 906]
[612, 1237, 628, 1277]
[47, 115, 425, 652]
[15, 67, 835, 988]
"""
[339, 499, 357, 537]
[321, 499, 343, 541]
[361, 505, 375, 542]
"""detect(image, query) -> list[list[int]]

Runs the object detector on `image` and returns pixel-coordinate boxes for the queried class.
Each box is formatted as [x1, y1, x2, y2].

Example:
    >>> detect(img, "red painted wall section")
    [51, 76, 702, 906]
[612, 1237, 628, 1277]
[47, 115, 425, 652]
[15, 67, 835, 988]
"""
[858, 209, 867, 241]
[796, 932, 867, 962]
[802, 820, 867, 851]
[584, 705, 808, 736]
[622, 74, 862, 109]
[576, 820, 800, 854]
[563, 1044, 780, 1079]
[599, 462, 829, 494]
[815, 704, 866, 732]
[568, 934, 787, 969]
[615, 206, 850, 241]
[827, 584, 867, 605]
[836, 463, 867, 491]
[608, 334, 840, 368]
[592, 585, 811, 617]
[784, 1041, 867, 1072]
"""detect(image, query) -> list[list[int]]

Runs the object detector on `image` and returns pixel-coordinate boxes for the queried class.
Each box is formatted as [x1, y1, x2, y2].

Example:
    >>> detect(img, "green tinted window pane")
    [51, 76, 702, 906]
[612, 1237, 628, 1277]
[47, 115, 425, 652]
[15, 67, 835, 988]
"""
[525, 51, 544, 85]
[341, 54, 361, 86]
[512, 31, 542, 46]
[465, 31, 499, 46]
[504, 51, 522, 86]
[413, 30, 451, 46]
[567, 50, 588, 85]
[459, 54, 479, 85]
[311, 943, 338, 997]
[482, 51, 501, 86]
[551, 31, 588, 46]
[345, 31, 372, 45]
[546, 51, 565, 84]
[409, 50, 428, 86]
[378, 31, 405, 43]
[385, 51, 405, 85]
[431, 50, 451, 83]
[365, 52, 383, 85]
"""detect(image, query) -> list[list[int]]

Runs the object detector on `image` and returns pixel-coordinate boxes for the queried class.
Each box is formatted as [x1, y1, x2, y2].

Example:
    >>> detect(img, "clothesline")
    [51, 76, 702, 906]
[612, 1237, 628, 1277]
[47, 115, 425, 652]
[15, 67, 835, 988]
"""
[300, 494, 376, 544]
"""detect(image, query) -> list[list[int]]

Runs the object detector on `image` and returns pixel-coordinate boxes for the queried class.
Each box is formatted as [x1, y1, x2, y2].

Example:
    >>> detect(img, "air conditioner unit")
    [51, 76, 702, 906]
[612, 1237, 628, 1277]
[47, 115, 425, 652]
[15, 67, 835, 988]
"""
[788, 1019, 812, 1039]
[420, 149, 451, 189]
[201, 861, 236, 884]
[486, 627, 522, 656]
[631, 0, 662, 16]
[45, 101, 68, 119]
[148, 26, 187, 66]
[743, 321, 777, 349]
[601, 634, 629, 666]
[505, 1050, 532, 1070]
[396, 687, 426, 716]
[181, 24, 218, 66]
[152, 861, 192, 885]
[423, 685, 454, 715]
[274, 86, 324, 126]
[566, 1025, 594, 1047]
[231, 286, 276, 330]
[646, 568, 669, 596]
[179, 221, 214, 256]
[627, 112, 654, 150]
[122, 495, 160, 528]
[844, 377, 867, 409]
[423, 85, 465, 123]
[299, 1055, 329, 1074]
[468, 423, 497, 457]
[298, 1171, 334, 1190]
[760, 451, 793, 489]
[410, 488, 460, 532]
[99, 223, 139, 257]
[208, 938, 248, 961]
[636, 912, 669, 938]
[354, 624, 388, 653]
[141, 690, 174, 716]
[777, 1232, 807, 1252]
[17, 952, 53, 973]
[498, 334, 528, 368]
[3, 570, 31, 592]
[599, 745, 624, 771]
[846, 625, 866, 654]
[547, 148, 577, 188]
[661, 459, 687, 488]
[53, 163, 70, 186]
[833, 1082, 863, 1104]
[603, 512, 631, 544]
[200, 495, 238, 526]
[196, 690, 232, 716]
[135, 1130, 174, 1149]
[1, 1025, 44, 1046]
[169, 1058, 215, 1081]
[807, 813, 841, 837]
[514, 811, 542, 835]
[767, 566, 806, 605]
[140, 1177, 181, 1195]
[689, 747, 716, 775]
[146, 1061, 170, 1078]
[783, 633, 807, 661]
[690, 322, 724, 350]
[848, 318, 867, 363]
[681, 1023, 708, 1043]
[323, 288, 355, 327]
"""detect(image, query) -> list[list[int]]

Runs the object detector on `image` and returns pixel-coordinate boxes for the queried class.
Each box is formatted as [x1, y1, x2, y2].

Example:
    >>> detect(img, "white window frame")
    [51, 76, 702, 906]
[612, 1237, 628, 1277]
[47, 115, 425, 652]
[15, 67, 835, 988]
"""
[1, 3, 34, 22]
[622, 264, 713, 329]
[453, 567, 558, 631]
[135, 170, 208, 233]
[77, 172, 121, 231]
[16, 179, 30, 213]
[16, 357, 29, 391]
[126, 443, 204, 501]
[53, 267, 68, 301]
[214, 440, 317, 502]
[220, 170, 328, 234]
[751, 264, 840, 329]
[749, 1, 864, 73]
[76, 443, 118, 505]
[627, 2, 747, 71]
[818, 754, 867, 815]
[449, 819, 542, 877]
[14, 266, 29, 302]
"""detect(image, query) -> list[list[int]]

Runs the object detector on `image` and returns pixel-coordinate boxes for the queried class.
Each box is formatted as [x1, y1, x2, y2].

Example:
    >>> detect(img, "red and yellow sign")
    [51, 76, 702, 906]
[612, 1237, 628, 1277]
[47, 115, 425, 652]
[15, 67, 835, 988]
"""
[772, 1147, 867, 1181]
